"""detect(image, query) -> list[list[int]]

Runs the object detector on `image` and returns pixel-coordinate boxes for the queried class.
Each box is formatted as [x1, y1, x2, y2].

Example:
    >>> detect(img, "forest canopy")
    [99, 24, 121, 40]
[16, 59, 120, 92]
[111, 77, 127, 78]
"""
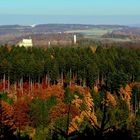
[0, 44, 140, 140]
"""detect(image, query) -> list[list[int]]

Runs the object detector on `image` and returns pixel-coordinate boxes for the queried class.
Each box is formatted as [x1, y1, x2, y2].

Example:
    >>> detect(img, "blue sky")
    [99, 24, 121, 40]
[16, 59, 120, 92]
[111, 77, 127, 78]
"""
[0, 0, 140, 15]
[0, 0, 140, 25]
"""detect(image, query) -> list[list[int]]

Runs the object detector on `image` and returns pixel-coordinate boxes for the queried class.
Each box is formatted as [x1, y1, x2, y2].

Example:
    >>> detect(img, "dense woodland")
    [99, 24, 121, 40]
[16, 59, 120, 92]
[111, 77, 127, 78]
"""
[0, 43, 140, 140]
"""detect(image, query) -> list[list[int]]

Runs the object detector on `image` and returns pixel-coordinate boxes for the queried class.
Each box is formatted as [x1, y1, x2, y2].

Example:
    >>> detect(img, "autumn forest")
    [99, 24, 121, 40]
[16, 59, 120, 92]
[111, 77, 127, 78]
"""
[0, 43, 140, 140]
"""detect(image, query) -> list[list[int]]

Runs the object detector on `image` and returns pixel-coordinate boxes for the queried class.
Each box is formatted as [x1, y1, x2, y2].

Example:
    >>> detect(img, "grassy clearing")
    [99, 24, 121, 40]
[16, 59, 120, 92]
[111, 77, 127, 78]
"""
[65, 27, 131, 42]
[65, 27, 119, 36]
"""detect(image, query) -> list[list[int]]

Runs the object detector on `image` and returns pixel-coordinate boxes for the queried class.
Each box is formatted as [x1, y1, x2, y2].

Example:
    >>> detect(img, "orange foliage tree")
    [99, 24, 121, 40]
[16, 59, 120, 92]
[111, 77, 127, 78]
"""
[13, 99, 30, 138]
[0, 100, 15, 138]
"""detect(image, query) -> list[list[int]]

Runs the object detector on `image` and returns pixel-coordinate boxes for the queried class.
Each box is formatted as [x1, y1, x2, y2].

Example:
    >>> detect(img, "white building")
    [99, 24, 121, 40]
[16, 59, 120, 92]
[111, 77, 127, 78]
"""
[18, 39, 33, 48]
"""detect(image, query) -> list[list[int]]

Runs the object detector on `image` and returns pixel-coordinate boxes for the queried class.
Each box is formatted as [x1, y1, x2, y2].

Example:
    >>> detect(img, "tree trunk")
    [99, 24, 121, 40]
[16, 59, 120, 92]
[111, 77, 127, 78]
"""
[69, 69, 72, 87]
[48, 74, 50, 86]
[99, 93, 108, 137]
[3, 73, 6, 93]
[61, 71, 64, 86]
[20, 77, 23, 95]
[38, 76, 41, 93]
[8, 74, 10, 93]
[14, 81, 17, 93]
[45, 74, 48, 85]
[21, 76, 23, 95]
[31, 78, 33, 95]
[66, 104, 71, 140]
[29, 75, 30, 95]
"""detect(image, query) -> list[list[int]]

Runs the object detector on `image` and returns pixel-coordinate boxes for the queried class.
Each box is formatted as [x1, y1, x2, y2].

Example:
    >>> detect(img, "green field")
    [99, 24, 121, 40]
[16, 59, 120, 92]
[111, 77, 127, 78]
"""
[65, 27, 131, 42]
[65, 27, 119, 36]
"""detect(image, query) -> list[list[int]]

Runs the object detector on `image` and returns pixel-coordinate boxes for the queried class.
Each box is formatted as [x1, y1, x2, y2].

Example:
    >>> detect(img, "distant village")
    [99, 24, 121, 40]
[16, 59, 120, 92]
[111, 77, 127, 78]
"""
[17, 34, 77, 48]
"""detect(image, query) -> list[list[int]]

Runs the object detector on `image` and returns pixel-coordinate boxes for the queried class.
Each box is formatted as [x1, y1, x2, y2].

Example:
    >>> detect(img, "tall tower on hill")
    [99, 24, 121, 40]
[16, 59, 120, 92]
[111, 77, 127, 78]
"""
[74, 34, 76, 44]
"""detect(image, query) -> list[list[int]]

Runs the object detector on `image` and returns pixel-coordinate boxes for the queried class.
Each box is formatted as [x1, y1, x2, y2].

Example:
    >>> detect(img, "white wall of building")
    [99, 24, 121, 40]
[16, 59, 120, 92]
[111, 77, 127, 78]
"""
[18, 39, 33, 48]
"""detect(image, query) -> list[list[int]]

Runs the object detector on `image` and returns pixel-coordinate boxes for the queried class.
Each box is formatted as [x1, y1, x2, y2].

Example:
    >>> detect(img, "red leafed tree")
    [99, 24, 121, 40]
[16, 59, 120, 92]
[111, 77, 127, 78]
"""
[0, 100, 15, 138]
[49, 102, 79, 121]
[13, 99, 30, 138]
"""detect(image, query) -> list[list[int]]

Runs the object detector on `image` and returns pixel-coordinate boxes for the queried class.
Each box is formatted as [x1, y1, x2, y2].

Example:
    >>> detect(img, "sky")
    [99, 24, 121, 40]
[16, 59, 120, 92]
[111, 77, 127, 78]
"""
[0, 0, 140, 25]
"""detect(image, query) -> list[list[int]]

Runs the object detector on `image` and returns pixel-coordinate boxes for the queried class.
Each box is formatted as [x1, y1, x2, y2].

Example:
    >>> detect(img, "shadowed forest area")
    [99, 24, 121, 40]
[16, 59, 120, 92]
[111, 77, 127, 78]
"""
[0, 43, 140, 140]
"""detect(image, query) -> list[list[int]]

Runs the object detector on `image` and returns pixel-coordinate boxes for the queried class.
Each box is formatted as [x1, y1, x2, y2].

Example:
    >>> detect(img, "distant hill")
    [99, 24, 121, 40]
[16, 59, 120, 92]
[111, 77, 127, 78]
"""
[102, 27, 140, 40]
[128, 24, 140, 27]
[0, 24, 140, 46]
[0, 24, 125, 35]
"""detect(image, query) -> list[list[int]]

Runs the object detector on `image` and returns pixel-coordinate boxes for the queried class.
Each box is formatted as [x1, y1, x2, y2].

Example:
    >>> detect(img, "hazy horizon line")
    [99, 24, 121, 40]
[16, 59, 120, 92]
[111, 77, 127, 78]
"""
[0, 15, 140, 26]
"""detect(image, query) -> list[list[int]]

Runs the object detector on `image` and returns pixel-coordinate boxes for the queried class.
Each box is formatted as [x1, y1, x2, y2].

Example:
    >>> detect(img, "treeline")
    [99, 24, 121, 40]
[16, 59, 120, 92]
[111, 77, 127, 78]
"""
[0, 45, 140, 90]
